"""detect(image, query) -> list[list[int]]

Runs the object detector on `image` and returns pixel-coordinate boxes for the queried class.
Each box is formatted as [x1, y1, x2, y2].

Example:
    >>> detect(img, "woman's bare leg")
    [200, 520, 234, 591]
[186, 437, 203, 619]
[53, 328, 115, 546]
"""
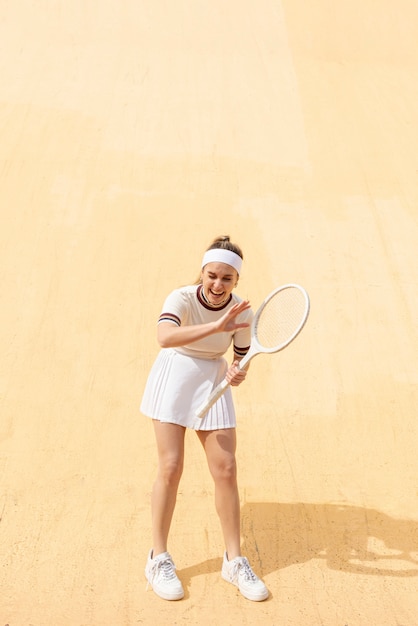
[151, 421, 186, 556]
[197, 428, 241, 559]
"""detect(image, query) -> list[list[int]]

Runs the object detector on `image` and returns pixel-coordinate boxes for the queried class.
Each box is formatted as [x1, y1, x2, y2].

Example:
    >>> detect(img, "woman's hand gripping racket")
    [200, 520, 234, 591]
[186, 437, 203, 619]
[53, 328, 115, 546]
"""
[196, 284, 310, 418]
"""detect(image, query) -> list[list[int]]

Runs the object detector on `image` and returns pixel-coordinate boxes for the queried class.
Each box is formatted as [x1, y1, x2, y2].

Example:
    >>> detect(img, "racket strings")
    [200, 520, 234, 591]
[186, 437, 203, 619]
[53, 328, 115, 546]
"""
[255, 289, 308, 349]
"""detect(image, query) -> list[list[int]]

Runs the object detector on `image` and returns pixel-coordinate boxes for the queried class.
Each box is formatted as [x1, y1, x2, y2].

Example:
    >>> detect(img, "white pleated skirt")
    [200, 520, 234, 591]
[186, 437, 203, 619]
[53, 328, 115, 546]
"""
[140, 348, 236, 430]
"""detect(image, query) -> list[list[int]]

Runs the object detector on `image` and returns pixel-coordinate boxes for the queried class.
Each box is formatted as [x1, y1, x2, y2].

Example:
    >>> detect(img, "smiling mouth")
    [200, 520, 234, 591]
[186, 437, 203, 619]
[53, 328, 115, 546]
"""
[210, 290, 225, 298]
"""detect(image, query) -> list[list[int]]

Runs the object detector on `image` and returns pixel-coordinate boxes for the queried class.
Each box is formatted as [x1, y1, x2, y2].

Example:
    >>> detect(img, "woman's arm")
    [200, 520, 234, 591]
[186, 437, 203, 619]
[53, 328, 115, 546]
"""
[157, 299, 251, 348]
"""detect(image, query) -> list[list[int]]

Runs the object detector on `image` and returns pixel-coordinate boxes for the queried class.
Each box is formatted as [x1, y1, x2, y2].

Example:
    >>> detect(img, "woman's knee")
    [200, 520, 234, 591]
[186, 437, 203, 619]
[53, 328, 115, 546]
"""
[158, 455, 184, 485]
[211, 455, 237, 484]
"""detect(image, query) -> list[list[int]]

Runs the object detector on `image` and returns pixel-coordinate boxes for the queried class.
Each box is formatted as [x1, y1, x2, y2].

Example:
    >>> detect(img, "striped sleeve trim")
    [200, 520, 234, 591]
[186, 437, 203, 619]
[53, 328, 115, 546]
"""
[234, 344, 250, 358]
[158, 312, 181, 326]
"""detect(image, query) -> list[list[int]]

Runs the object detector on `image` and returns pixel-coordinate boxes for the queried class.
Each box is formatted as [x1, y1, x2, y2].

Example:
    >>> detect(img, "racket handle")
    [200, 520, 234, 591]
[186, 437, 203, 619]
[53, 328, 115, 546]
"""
[196, 378, 230, 419]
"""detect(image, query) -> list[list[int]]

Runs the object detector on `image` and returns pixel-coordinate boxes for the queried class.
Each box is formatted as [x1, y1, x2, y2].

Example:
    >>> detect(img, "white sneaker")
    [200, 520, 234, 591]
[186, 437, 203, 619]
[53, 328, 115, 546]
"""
[222, 552, 269, 601]
[145, 549, 184, 600]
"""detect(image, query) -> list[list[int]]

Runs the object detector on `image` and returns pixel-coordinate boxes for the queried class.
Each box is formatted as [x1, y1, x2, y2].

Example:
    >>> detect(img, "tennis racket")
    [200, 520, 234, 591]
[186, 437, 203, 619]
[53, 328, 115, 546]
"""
[196, 284, 310, 419]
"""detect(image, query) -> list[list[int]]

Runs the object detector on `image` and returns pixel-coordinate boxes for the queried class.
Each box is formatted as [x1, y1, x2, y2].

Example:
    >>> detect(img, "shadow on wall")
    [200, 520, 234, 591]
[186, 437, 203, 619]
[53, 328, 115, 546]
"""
[240, 502, 418, 578]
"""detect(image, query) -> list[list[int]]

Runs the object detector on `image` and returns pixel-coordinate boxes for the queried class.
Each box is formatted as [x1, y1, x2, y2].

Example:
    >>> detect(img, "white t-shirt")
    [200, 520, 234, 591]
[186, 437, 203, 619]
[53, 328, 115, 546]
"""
[158, 284, 253, 360]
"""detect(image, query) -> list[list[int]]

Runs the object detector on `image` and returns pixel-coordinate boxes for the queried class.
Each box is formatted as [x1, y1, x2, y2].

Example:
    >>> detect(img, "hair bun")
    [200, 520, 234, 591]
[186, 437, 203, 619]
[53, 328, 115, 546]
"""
[205, 235, 243, 261]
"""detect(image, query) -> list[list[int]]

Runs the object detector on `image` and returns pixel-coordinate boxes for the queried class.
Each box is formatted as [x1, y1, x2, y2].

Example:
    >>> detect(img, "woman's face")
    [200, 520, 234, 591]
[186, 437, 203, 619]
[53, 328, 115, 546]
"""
[201, 262, 238, 306]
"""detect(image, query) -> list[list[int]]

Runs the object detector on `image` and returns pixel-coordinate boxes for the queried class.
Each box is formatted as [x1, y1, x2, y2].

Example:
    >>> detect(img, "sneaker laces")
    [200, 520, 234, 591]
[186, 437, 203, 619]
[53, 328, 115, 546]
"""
[147, 555, 177, 589]
[231, 557, 258, 583]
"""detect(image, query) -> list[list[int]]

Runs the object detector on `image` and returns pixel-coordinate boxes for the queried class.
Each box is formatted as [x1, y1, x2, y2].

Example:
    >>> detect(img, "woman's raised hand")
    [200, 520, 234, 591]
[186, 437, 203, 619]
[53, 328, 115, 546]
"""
[214, 300, 251, 333]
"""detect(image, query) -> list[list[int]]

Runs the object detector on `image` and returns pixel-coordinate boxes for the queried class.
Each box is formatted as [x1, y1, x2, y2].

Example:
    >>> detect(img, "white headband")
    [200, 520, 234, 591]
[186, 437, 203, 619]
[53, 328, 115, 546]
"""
[201, 248, 242, 274]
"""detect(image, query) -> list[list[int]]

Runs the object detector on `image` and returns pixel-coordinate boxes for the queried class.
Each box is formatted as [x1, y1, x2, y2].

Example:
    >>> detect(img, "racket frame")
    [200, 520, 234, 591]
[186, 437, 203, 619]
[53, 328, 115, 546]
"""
[196, 283, 310, 418]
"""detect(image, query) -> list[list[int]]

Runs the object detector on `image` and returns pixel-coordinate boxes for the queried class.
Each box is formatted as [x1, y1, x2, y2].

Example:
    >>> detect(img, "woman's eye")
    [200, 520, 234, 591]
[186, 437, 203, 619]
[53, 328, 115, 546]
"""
[208, 274, 231, 281]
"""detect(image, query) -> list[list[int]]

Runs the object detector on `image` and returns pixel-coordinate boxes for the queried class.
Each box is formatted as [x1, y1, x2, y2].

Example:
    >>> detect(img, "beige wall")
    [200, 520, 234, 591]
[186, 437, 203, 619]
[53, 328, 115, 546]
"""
[1, 1, 417, 623]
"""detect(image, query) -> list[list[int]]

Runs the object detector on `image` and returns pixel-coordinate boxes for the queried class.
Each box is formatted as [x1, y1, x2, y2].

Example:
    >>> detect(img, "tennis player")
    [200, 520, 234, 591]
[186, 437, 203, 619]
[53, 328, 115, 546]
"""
[141, 236, 269, 602]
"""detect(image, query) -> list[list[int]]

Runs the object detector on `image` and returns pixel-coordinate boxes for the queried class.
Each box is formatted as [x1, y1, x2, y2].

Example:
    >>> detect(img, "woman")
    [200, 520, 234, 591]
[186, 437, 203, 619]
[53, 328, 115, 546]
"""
[141, 236, 268, 602]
